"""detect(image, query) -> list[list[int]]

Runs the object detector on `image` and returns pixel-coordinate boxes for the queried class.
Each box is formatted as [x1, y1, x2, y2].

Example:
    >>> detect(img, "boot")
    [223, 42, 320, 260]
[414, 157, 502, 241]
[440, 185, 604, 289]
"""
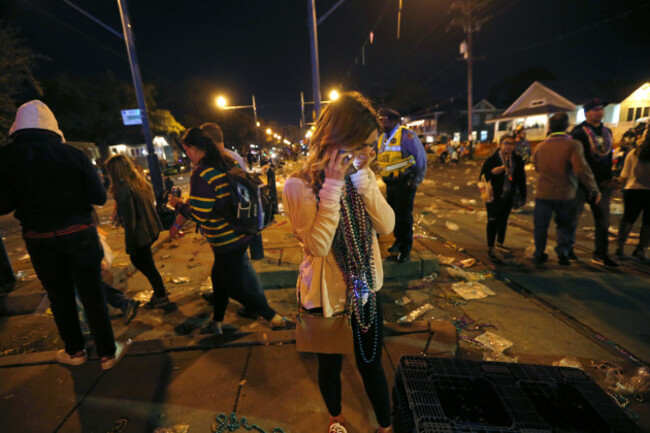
[615, 221, 634, 258]
[632, 225, 649, 260]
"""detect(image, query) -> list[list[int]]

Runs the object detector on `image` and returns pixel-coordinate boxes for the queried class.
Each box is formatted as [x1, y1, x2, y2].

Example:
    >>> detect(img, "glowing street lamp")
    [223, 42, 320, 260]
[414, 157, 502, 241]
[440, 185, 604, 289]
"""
[216, 96, 227, 108]
[329, 89, 340, 101]
[266, 128, 272, 135]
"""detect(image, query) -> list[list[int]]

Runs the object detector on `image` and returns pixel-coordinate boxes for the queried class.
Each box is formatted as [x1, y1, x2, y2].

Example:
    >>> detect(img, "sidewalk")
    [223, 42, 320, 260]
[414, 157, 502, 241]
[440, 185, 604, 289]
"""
[1, 193, 648, 431]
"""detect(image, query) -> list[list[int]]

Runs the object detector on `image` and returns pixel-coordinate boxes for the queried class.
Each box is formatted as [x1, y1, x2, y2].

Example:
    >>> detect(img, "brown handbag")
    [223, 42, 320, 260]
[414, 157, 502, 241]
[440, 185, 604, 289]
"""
[295, 291, 354, 355]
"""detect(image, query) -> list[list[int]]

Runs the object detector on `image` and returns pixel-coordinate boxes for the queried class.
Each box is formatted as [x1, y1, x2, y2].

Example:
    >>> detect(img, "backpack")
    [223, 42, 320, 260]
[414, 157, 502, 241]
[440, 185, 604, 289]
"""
[222, 166, 275, 234]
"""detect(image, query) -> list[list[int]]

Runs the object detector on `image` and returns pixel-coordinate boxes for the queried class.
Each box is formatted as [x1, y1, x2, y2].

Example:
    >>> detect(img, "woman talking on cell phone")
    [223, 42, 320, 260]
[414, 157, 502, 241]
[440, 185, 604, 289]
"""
[283, 92, 395, 433]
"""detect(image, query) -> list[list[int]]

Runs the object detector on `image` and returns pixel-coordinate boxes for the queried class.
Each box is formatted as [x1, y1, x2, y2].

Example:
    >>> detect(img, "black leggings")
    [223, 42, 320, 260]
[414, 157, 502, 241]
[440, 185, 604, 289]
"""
[316, 298, 391, 428]
[486, 196, 514, 248]
[622, 189, 650, 225]
[129, 243, 166, 298]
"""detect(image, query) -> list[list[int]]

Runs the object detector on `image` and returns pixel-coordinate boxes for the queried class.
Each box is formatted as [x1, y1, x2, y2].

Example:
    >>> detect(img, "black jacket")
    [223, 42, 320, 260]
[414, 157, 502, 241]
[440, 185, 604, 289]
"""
[480, 150, 527, 202]
[570, 122, 613, 183]
[0, 131, 106, 232]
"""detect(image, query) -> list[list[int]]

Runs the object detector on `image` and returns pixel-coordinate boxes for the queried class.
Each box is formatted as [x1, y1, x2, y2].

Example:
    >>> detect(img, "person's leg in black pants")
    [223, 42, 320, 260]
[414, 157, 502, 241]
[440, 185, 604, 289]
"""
[212, 245, 276, 321]
[352, 298, 391, 428]
[486, 201, 499, 249]
[387, 182, 417, 257]
[27, 229, 116, 358]
[590, 185, 612, 259]
[316, 299, 391, 429]
[496, 197, 514, 246]
[129, 244, 166, 298]
[209, 253, 230, 323]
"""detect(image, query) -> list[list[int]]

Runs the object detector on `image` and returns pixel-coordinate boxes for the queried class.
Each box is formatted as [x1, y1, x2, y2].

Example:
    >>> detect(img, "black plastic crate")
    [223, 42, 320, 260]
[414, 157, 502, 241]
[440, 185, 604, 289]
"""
[393, 356, 639, 433]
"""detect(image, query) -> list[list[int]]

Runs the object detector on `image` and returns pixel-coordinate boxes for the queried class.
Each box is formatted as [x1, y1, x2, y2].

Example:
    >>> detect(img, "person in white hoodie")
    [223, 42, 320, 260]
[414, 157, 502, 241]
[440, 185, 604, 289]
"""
[0, 101, 129, 369]
[283, 92, 395, 433]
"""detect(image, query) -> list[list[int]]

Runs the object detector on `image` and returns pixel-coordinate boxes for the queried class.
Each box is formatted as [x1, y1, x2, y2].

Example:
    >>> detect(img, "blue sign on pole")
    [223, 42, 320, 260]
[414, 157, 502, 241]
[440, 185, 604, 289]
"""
[121, 109, 142, 125]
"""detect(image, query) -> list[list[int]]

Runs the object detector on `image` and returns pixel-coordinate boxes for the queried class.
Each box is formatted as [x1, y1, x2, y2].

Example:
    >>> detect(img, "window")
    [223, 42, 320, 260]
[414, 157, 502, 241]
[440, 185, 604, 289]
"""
[480, 130, 488, 141]
[627, 108, 634, 121]
[530, 99, 545, 107]
[644, 107, 650, 118]
[636, 107, 642, 120]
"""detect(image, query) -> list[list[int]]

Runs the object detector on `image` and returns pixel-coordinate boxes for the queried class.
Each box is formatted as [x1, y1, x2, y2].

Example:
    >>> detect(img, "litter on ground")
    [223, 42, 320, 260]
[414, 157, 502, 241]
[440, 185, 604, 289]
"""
[447, 266, 488, 281]
[445, 221, 460, 231]
[474, 331, 513, 354]
[451, 281, 495, 300]
[398, 303, 434, 323]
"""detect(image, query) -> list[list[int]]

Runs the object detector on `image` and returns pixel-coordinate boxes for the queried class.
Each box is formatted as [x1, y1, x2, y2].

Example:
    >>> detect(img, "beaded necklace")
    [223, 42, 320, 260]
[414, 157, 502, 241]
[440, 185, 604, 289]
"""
[330, 176, 379, 363]
[582, 124, 613, 161]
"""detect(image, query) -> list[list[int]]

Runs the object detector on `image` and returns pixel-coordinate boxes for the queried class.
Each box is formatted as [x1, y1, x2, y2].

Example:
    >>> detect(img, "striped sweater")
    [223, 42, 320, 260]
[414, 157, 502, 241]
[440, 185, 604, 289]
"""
[177, 162, 252, 252]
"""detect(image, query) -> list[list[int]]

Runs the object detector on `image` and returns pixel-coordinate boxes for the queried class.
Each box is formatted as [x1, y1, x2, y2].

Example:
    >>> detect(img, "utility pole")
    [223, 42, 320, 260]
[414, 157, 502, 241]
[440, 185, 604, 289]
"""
[300, 91, 306, 137]
[466, 0, 474, 157]
[307, 0, 322, 119]
[116, 0, 163, 198]
[449, 0, 492, 159]
[252, 95, 260, 148]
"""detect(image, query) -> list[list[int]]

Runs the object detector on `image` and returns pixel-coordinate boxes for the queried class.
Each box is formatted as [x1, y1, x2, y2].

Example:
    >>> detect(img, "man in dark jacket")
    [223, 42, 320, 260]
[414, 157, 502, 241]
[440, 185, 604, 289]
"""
[0, 100, 129, 369]
[480, 134, 527, 260]
[569, 98, 618, 267]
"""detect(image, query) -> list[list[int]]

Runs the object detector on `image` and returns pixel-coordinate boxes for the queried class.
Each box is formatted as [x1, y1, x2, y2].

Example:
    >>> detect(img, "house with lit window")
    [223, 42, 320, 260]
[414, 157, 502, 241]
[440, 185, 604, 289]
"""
[107, 136, 175, 168]
[487, 81, 650, 144]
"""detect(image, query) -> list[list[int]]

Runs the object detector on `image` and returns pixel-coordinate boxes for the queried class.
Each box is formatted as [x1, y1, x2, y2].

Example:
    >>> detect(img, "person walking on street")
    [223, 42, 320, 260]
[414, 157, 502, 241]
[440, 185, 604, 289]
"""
[200, 122, 247, 169]
[376, 107, 427, 263]
[531, 113, 600, 267]
[105, 155, 170, 309]
[514, 125, 531, 163]
[200, 122, 265, 317]
[0, 100, 129, 369]
[569, 98, 618, 266]
[168, 128, 292, 334]
[283, 92, 395, 433]
[480, 134, 527, 260]
[615, 130, 650, 260]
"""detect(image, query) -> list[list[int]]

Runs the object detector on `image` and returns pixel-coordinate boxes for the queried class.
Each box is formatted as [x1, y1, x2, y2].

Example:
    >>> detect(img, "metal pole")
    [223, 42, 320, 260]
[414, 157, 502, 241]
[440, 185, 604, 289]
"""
[307, 0, 322, 118]
[466, 0, 474, 158]
[116, 0, 163, 199]
[252, 95, 260, 148]
[300, 91, 306, 137]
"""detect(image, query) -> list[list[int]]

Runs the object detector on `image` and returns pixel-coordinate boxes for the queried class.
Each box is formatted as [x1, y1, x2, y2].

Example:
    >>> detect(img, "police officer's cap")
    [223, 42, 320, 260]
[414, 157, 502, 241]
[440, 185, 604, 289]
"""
[378, 108, 401, 121]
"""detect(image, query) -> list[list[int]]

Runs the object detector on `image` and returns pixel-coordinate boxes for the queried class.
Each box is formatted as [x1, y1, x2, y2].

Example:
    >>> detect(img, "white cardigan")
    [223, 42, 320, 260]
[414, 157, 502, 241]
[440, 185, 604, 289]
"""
[282, 168, 395, 317]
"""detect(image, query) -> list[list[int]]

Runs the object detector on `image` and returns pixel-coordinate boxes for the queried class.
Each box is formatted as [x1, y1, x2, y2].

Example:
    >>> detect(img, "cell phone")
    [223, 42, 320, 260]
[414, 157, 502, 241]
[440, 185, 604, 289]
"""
[339, 150, 357, 175]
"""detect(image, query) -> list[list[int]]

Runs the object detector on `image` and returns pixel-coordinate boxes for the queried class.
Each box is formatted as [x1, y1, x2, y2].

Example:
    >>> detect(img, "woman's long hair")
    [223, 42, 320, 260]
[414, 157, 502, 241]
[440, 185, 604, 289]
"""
[181, 127, 235, 171]
[105, 154, 155, 201]
[299, 91, 380, 193]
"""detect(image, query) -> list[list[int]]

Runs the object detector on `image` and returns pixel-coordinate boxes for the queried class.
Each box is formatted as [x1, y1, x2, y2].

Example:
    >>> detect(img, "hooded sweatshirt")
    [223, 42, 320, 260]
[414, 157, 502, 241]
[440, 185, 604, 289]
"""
[0, 100, 106, 232]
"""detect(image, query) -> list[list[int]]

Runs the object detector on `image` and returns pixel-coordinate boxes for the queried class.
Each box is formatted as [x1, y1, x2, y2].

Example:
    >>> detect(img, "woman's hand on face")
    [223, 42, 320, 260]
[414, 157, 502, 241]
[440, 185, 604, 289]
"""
[324, 148, 355, 181]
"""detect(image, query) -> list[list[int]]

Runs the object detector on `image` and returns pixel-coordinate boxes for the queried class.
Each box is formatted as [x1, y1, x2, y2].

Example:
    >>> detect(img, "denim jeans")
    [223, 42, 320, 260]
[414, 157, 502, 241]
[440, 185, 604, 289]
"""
[25, 227, 116, 358]
[534, 199, 575, 258]
[102, 282, 128, 311]
[386, 182, 417, 255]
[210, 244, 276, 322]
[570, 184, 612, 257]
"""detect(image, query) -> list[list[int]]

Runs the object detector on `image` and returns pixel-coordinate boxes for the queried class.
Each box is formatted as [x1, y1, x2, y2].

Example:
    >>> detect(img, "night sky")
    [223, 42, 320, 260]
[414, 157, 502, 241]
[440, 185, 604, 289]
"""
[4, 0, 650, 125]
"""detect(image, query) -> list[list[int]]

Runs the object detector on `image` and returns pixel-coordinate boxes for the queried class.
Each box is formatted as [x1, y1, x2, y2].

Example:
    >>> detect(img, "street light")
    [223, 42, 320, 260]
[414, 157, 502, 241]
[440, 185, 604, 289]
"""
[329, 89, 340, 101]
[215, 94, 261, 151]
[266, 128, 272, 135]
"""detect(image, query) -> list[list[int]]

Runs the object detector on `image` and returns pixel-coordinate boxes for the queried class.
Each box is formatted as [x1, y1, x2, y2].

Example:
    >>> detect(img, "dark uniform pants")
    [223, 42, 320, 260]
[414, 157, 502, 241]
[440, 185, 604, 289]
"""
[385, 181, 417, 255]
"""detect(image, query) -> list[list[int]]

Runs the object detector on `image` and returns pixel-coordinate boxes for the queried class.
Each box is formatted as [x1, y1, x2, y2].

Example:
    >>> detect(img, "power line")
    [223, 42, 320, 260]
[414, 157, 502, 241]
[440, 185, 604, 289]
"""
[483, 2, 650, 59]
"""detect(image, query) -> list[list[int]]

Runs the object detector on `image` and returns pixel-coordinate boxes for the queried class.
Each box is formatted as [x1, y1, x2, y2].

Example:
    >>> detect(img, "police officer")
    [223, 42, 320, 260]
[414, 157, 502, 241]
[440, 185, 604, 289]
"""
[376, 108, 427, 263]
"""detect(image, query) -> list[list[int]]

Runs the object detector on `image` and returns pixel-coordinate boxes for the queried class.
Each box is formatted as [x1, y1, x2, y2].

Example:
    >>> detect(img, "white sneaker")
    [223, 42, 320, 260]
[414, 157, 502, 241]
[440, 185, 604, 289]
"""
[101, 340, 132, 370]
[329, 422, 347, 433]
[55, 349, 87, 366]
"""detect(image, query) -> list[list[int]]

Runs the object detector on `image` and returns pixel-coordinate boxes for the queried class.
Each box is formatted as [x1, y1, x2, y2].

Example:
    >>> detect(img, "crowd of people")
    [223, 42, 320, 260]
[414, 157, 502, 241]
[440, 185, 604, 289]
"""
[480, 99, 649, 267]
[1, 92, 648, 432]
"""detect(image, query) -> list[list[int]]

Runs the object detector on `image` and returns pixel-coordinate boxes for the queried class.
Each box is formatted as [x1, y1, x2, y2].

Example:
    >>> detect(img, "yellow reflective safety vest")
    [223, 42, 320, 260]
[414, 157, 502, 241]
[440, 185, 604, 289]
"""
[376, 126, 415, 176]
